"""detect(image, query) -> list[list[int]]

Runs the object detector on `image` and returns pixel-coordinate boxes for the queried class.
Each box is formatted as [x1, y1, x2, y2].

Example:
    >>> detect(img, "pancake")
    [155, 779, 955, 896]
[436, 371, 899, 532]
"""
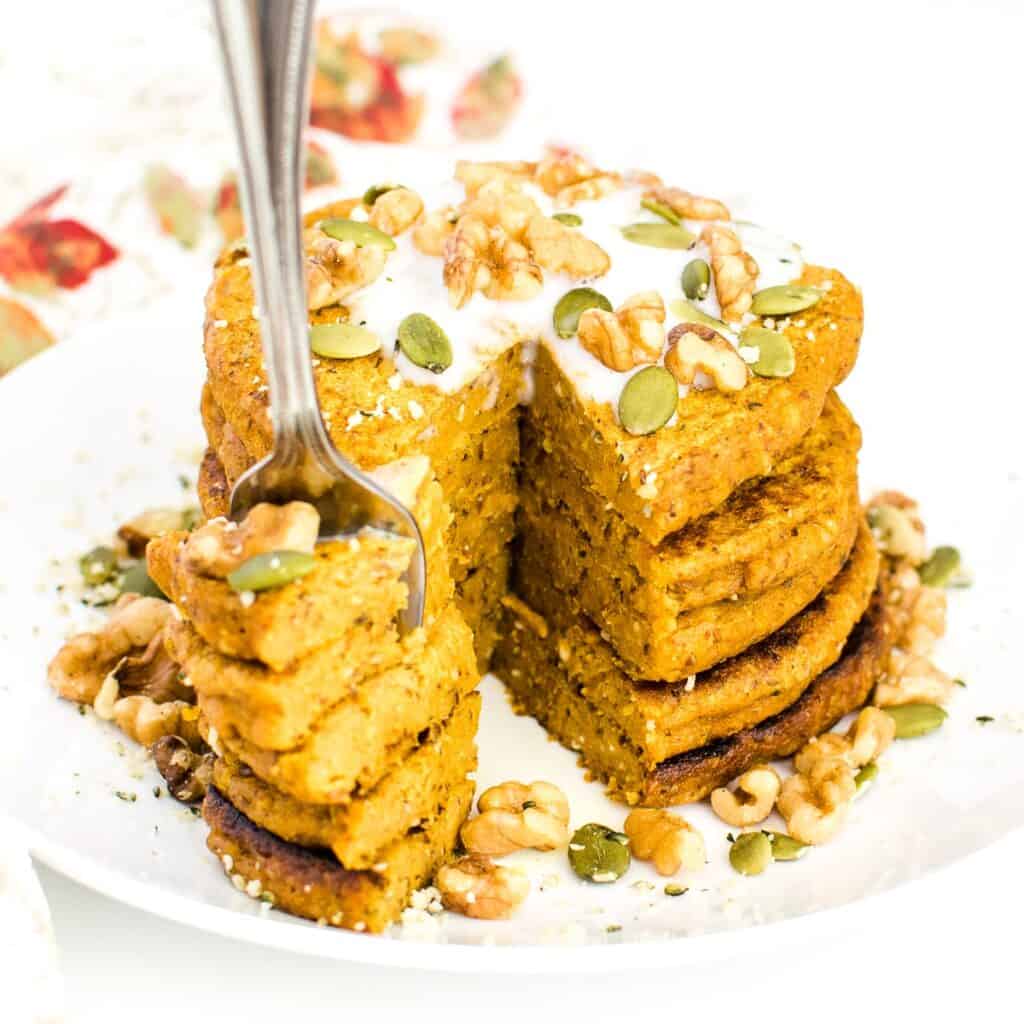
[211, 694, 479, 869]
[493, 522, 880, 804]
[529, 265, 862, 544]
[519, 390, 861, 619]
[204, 779, 473, 933]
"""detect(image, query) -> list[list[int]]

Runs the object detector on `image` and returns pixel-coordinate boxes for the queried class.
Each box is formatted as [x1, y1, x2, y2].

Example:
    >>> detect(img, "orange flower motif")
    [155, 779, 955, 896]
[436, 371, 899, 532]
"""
[0, 185, 118, 293]
[452, 56, 522, 141]
[309, 24, 423, 144]
[0, 296, 55, 376]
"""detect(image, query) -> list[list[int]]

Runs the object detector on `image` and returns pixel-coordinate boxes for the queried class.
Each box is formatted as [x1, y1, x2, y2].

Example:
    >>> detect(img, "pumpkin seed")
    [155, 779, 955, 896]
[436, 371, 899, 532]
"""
[681, 258, 711, 301]
[396, 313, 453, 374]
[310, 322, 381, 360]
[79, 546, 119, 586]
[854, 762, 879, 797]
[739, 326, 796, 378]
[319, 217, 396, 250]
[669, 299, 730, 334]
[552, 212, 582, 227]
[568, 823, 631, 883]
[119, 561, 166, 600]
[884, 703, 948, 739]
[362, 183, 402, 207]
[917, 546, 964, 587]
[227, 550, 316, 593]
[553, 287, 612, 339]
[750, 285, 822, 317]
[617, 366, 678, 436]
[181, 507, 203, 532]
[621, 222, 695, 250]
[640, 196, 681, 225]
[729, 831, 772, 876]
[765, 832, 809, 862]
[664, 883, 687, 897]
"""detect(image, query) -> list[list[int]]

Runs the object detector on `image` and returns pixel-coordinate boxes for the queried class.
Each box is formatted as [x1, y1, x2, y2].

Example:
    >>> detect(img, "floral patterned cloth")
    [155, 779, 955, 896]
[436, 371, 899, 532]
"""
[0, 1, 532, 379]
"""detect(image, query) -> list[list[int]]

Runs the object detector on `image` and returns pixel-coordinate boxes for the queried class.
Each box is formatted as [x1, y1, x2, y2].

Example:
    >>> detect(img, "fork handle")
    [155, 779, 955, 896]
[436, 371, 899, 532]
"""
[211, 0, 325, 457]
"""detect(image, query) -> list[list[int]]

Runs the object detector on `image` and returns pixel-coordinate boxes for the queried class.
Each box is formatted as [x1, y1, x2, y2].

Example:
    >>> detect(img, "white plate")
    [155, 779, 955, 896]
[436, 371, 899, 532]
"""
[2, 305, 1023, 973]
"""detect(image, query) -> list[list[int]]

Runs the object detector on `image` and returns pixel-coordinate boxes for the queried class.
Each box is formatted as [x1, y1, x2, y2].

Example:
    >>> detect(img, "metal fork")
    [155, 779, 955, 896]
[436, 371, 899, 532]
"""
[211, 0, 426, 632]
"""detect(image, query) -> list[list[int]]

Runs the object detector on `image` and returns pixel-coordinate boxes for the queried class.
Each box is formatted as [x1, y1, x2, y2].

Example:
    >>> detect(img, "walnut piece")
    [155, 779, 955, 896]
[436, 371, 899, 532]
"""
[794, 707, 896, 775]
[152, 734, 214, 803]
[709, 765, 781, 827]
[454, 160, 536, 196]
[777, 759, 857, 845]
[48, 594, 172, 704]
[368, 186, 424, 236]
[534, 149, 622, 207]
[701, 225, 759, 322]
[443, 215, 543, 308]
[623, 808, 706, 877]
[182, 502, 319, 579]
[304, 225, 388, 311]
[522, 214, 610, 278]
[460, 780, 570, 856]
[875, 650, 955, 707]
[436, 854, 529, 919]
[665, 322, 748, 393]
[411, 206, 458, 257]
[644, 185, 730, 221]
[577, 291, 666, 372]
[866, 491, 928, 564]
[113, 696, 200, 747]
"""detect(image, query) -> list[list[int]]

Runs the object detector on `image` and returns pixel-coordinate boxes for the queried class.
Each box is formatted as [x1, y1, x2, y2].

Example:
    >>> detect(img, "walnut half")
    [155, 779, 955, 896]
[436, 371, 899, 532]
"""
[461, 780, 570, 856]
[577, 291, 665, 372]
[436, 854, 529, 920]
[665, 322, 749, 393]
[623, 808, 706, 877]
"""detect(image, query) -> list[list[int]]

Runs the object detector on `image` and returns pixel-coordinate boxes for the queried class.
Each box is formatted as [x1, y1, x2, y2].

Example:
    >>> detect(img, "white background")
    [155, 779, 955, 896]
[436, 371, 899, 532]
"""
[3, 0, 1023, 1019]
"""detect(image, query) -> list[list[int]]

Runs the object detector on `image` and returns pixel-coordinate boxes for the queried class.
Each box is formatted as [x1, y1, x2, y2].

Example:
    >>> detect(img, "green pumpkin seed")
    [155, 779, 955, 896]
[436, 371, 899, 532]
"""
[729, 831, 772, 876]
[396, 313, 453, 374]
[79, 546, 119, 586]
[669, 299, 730, 334]
[765, 832, 809, 862]
[362, 183, 402, 207]
[552, 212, 582, 227]
[739, 326, 796, 378]
[319, 217, 396, 250]
[750, 285, 822, 317]
[917, 546, 964, 588]
[664, 883, 687, 897]
[618, 366, 678, 436]
[553, 287, 613, 339]
[310, 322, 381, 360]
[568, 823, 631, 883]
[854, 762, 879, 797]
[640, 197, 681, 225]
[181, 507, 203, 532]
[884, 703, 948, 739]
[621, 222, 695, 250]
[119, 561, 166, 600]
[681, 258, 711, 301]
[227, 550, 316, 593]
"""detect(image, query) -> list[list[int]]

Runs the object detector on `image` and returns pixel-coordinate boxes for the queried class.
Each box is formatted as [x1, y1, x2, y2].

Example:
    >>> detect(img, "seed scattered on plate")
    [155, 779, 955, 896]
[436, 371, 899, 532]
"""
[884, 702, 948, 739]
[568, 823, 631, 883]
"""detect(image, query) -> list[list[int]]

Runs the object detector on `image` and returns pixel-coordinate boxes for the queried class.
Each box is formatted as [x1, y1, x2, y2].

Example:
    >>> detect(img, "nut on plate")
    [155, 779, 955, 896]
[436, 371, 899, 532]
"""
[367, 186, 423, 237]
[623, 808, 705, 877]
[47, 594, 173, 705]
[152, 735, 214, 803]
[875, 650, 955, 707]
[777, 759, 857, 845]
[461, 780, 570, 855]
[866, 491, 928, 564]
[183, 502, 319, 578]
[113, 696, 201, 748]
[794, 707, 896, 775]
[577, 291, 666, 372]
[710, 765, 781, 827]
[643, 185, 730, 222]
[665, 322, 748, 393]
[436, 854, 529, 920]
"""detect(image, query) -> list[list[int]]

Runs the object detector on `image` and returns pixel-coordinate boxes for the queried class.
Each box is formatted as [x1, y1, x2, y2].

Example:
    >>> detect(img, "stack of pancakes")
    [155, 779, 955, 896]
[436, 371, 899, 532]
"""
[148, 459, 481, 931]
[494, 269, 898, 805]
[199, 200, 523, 668]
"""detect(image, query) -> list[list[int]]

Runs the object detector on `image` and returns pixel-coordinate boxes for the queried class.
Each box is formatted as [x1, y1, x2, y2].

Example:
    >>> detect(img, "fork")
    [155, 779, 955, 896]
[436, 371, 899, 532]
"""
[211, 0, 426, 632]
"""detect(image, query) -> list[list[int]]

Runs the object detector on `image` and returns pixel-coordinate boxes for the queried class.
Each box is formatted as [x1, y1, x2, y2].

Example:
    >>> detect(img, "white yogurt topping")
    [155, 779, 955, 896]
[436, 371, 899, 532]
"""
[336, 172, 804, 413]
